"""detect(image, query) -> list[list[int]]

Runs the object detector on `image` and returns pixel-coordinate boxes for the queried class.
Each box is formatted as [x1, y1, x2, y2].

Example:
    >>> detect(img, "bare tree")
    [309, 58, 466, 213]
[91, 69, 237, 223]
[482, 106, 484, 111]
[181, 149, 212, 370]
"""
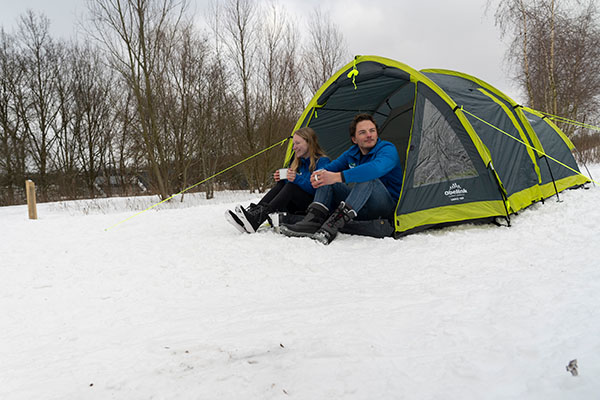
[492, 0, 600, 136]
[0, 29, 27, 205]
[106, 89, 143, 196]
[186, 31, 238, 199]
[158, 21, 217, 197]
[199, 57, 236, 198]
[255, 2, 303, 190]
[69, 42, 115, 197]
[198, 19, 238, 198]
[211, 0, 307, 192]
[302, 8, 350, 95]
[51, 40, 79, 198]
[213, 0, 263, 191]
[87, 0, 189, 200]
[16, 11, 62, 201]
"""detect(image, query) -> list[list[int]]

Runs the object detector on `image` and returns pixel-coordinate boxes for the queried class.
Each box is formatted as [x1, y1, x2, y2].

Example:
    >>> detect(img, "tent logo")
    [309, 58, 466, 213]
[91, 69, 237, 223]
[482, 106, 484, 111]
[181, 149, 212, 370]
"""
[445, 182, 468, 202]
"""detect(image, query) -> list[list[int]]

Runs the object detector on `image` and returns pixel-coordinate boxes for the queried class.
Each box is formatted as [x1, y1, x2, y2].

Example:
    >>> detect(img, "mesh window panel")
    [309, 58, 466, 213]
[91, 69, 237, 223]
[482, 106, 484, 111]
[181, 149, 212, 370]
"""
[413, 99, 478, 187]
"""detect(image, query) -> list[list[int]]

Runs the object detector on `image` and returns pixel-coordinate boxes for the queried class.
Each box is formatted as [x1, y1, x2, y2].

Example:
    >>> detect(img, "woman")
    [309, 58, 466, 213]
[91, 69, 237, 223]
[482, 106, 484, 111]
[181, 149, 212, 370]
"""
[226, 127, 329, 233]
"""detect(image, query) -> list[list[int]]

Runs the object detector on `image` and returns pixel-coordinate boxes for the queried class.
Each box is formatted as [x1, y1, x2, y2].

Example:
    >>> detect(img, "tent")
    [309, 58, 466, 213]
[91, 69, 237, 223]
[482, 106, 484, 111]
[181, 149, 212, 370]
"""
[284, 55, 589, 238]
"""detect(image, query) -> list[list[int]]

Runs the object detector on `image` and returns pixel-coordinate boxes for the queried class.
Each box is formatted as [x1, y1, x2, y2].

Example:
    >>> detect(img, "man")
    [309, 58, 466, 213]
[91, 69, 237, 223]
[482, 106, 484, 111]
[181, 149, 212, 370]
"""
[280, 113, 403, 244]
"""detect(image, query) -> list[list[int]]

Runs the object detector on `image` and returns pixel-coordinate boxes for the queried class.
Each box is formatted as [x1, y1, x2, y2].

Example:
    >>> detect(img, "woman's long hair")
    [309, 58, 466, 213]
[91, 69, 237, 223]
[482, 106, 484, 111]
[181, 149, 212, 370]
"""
[289, 127, 327, 173]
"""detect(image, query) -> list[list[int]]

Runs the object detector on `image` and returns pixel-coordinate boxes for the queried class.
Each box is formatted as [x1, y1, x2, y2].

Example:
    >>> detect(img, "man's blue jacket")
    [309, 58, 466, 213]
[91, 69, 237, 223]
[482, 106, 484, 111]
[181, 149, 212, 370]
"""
[323, 139, 404, 199]
[288, 156, 330, 195]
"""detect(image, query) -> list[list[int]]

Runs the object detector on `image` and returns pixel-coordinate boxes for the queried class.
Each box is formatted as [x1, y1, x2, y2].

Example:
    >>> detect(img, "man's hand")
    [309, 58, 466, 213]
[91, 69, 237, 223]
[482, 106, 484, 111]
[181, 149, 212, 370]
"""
[311, 170, 342, 188]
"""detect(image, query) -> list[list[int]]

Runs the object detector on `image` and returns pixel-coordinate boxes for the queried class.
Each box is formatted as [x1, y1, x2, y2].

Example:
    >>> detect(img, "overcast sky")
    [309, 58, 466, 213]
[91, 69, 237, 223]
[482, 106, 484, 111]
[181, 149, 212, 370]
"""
[0, 0, 520, 101]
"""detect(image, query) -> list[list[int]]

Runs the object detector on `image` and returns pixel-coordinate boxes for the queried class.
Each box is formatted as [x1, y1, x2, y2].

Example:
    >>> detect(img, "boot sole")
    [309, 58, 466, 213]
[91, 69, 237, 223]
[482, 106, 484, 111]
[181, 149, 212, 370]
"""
[279, 225, 318, 238]
[225, 210, 248, 234]
[311, 231, 332, 245]
[234, 205, 257, 233]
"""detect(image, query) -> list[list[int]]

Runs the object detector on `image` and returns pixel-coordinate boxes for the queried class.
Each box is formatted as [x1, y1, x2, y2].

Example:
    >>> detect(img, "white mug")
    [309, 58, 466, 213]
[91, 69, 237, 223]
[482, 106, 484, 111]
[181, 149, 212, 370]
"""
[278, 168, 288, 180]
[314, 169, 324, 181]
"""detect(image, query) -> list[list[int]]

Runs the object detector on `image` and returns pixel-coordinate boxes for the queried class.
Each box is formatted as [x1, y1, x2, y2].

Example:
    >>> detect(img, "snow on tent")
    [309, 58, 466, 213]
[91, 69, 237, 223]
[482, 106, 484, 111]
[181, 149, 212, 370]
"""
[283, 55, 589, 238]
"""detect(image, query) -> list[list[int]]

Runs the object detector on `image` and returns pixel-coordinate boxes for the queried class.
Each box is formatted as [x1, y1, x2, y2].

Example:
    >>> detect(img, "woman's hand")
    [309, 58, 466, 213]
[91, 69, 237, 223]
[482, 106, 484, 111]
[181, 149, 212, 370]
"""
[311, 170, 342, 188]
[273, 170, 280, 182]
[286, 169, 296, 182]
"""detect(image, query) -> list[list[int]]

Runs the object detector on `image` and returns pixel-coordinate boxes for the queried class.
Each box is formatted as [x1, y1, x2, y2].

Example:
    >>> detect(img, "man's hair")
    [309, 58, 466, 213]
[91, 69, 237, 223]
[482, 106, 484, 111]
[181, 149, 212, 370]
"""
[349, 113, 378, 137]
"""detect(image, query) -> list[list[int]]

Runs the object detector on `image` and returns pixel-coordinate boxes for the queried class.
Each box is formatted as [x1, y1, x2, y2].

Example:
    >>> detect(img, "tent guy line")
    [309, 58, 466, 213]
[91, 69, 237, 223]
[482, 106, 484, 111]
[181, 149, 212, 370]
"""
[461, 107, 597, 185]
[104, 136, 292, 231]
[545, 113, 600, 132]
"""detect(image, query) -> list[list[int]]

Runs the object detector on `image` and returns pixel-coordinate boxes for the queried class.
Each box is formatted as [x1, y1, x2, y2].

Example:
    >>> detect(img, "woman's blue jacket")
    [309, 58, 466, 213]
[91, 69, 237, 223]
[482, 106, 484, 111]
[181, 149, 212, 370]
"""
[288, 156, 330, 195]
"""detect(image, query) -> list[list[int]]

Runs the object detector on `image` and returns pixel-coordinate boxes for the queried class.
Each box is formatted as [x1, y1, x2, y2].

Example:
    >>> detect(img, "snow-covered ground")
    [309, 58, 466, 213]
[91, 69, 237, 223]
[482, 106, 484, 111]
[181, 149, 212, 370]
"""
[1, 166, 600, 400]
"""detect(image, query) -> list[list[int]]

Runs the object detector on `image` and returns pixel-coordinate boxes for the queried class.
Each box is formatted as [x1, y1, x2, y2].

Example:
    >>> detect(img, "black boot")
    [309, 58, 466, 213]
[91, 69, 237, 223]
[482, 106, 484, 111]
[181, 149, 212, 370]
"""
[225, 209, 248, 233]
[236, 203, 271, 233]
[312, 201, 356, 245]
[279, 202, 329, 238]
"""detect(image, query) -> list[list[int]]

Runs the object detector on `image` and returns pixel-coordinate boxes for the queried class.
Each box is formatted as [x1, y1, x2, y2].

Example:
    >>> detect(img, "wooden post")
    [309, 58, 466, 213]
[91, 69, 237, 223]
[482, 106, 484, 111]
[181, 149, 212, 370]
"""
[26, 180, 38, 220]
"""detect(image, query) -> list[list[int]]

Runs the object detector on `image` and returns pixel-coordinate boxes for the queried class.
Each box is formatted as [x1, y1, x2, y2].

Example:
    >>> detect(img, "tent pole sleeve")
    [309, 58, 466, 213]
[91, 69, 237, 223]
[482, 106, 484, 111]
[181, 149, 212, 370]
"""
[489, 164, 511, 227]
[543, 155, 561, 202]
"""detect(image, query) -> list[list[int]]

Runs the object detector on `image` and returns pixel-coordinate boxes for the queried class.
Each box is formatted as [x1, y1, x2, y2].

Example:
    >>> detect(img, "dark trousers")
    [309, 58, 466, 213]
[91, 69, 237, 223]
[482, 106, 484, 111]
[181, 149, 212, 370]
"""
[258, 181, 313, 214]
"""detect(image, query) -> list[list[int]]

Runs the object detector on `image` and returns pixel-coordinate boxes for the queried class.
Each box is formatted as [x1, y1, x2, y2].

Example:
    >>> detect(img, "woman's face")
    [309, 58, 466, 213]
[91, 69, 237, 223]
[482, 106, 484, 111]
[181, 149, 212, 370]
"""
[292, 134, 309, 158]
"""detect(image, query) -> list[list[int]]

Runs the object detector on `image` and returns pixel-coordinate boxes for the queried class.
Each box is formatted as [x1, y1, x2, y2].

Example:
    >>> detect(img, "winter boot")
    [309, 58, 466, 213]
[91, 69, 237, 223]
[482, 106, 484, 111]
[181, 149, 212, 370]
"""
[279, 202, 330, 238]
[312, 201, 357, 245]
[225, 209, 248, 233]
[235, 203, 271, 233]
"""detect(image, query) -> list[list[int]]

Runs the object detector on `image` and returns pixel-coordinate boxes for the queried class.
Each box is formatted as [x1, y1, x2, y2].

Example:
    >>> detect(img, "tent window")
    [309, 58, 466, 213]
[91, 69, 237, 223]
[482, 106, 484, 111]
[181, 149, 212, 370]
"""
[413, 99, 478, 187]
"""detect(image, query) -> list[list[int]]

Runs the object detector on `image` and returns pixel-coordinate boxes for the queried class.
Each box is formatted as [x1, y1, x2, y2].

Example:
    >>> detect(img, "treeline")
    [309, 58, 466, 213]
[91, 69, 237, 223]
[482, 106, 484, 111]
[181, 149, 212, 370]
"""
[0, 0, 349, 206]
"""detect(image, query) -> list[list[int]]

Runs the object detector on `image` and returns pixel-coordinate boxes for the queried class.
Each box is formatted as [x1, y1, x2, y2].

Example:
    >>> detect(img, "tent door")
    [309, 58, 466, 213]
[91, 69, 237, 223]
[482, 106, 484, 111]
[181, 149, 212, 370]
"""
[379, 102, 413, 168]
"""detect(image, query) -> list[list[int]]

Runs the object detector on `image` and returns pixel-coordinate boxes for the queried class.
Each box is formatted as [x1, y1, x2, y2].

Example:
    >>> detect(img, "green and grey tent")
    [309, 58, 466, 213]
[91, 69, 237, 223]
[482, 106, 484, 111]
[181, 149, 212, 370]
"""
[284, 55, 589, 237]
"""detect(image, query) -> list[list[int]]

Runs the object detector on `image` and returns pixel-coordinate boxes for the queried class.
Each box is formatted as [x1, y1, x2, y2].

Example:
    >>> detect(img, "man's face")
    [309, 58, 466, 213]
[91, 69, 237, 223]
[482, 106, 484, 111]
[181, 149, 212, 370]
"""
[352, 120, 378, 154]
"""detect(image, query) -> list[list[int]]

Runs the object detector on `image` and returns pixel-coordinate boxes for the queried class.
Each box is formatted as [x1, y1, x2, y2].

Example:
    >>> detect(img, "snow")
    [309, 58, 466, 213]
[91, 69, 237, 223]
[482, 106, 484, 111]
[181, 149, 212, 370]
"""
[2, 166, 600, 400]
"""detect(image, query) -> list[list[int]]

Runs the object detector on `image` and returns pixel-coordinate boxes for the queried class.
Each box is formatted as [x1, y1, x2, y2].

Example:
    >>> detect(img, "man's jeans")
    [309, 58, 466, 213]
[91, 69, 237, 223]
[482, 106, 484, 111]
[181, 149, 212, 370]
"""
[313, 179, 396, 220]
